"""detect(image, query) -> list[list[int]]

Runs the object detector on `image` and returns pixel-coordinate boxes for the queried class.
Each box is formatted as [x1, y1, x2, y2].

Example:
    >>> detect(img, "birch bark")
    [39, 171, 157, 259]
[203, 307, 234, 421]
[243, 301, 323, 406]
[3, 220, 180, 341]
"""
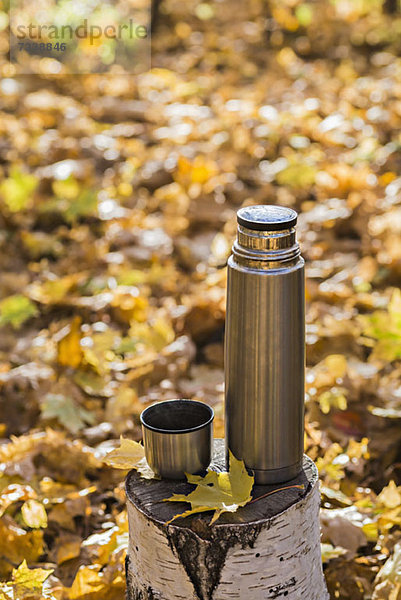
[125, 439, 329, 600]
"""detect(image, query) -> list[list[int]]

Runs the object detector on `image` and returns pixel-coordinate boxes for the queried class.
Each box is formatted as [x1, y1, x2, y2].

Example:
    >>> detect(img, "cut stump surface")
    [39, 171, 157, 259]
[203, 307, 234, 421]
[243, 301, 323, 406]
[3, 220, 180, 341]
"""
[125, 439, 329, 600]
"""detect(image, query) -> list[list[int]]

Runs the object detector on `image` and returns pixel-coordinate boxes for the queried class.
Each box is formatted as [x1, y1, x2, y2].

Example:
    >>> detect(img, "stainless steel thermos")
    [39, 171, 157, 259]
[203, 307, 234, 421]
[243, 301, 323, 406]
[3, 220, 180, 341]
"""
[224, 205, 305, 484]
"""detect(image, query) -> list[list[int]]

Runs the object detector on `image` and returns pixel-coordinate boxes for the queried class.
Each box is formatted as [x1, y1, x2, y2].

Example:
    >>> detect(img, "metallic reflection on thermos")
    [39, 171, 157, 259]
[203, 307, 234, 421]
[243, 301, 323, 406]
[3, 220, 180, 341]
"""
[225, 205, 305, 484]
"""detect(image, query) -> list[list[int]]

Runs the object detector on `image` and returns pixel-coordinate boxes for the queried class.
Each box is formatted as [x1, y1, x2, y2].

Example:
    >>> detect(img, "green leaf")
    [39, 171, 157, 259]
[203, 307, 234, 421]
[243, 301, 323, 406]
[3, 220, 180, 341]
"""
[275, 162, 316, 188]
[43, 177, 98, 223]
[0, 295, 38, 329]
[0, 168, 38, 212]
[52, 176, 80, 199]
[359, 288, 401, 362]
[195, 3, 215, 20]
[65, 190, 98, 223]
[165, 450, 254, 525]
[295, 4, 313, 26]
[73, 370, 112, 397]
[40, 393, 96, 434]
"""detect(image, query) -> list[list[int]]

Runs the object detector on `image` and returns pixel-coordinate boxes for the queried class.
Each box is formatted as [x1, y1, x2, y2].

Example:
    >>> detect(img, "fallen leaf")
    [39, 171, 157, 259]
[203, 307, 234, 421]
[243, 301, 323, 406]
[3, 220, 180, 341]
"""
[0, 517, 44, 578]
[276, 162, 317, 188]
[321, 543, 347, 563]
[29, 274, 82, 304]
[165, 450, 254, 525]
[21, 499, 48, 529]
[103, 437, 155, 479]
[40, 394, 96, 434]
[82, 526, 119, 565]
[318, 387, 348, 414]
[324, 354, 348, 379]
[110, 288, 148, 324]
[0, 484, 37, 517]
[373, 542, 401, 599]
[359, 289, 401, 362]
[6, 559, 53, 599]
[57, 317, 83, 368]
[376, 480, 401, 509]
[68, 560, 125, 600]
[0, 295, 38, 329]
[68, 565, 105, 600]
[54, 533, 82, 564]
[0, 168, 38, 212]
[73, 370, 113, 397]
[320, 507, 368, 558]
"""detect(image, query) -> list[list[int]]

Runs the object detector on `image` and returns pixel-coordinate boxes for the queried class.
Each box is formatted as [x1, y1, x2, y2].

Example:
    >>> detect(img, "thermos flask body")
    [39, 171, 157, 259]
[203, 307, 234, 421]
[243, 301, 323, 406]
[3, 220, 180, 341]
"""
[225, 205, 305, 484]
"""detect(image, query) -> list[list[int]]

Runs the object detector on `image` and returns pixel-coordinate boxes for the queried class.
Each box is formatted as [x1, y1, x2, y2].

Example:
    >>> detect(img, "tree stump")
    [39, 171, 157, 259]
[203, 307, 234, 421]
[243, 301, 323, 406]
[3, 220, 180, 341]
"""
[125, 439, 329, 600]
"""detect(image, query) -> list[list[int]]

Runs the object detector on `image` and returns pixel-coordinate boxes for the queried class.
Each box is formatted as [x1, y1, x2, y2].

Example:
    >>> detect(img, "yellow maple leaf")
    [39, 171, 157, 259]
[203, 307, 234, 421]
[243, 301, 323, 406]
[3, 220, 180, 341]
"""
[57, 316, 83, 368]
[103, 437, 155, 479]
[165, 450, 254, 525]
[7, 559, 53, 599]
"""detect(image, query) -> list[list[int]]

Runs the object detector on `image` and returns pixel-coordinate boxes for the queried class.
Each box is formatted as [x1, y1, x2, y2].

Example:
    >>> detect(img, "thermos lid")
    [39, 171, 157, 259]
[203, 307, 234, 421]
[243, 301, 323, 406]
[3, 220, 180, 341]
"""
[237, 205, 298, 231]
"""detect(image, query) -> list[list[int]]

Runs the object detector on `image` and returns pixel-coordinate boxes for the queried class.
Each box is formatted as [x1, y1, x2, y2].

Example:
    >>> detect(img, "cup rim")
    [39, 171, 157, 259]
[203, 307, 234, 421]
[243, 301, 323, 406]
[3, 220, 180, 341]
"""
[140, 399, 214, 435]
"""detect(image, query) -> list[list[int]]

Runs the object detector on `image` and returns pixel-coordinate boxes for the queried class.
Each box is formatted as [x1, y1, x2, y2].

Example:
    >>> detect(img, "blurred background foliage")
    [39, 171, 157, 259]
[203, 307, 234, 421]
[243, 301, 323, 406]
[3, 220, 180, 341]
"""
[7, 0, 151, 74]
[0, 0, 401, 598]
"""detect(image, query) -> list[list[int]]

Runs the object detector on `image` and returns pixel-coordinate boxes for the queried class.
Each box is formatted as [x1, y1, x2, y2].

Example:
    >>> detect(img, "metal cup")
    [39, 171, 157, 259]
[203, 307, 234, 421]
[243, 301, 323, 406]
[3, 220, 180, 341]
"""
[140, 399, 214, 480]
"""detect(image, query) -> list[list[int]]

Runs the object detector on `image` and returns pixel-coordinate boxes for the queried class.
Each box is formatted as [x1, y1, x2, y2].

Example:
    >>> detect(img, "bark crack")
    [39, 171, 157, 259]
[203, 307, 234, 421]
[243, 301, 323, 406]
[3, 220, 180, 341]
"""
[166, 521, 265, 600]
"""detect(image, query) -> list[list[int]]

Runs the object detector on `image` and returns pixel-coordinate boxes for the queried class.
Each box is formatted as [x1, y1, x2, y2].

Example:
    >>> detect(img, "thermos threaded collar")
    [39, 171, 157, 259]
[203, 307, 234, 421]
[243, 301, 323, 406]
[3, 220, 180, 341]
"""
[237, 205, 298, 231]
[232, 204, 300, 268]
